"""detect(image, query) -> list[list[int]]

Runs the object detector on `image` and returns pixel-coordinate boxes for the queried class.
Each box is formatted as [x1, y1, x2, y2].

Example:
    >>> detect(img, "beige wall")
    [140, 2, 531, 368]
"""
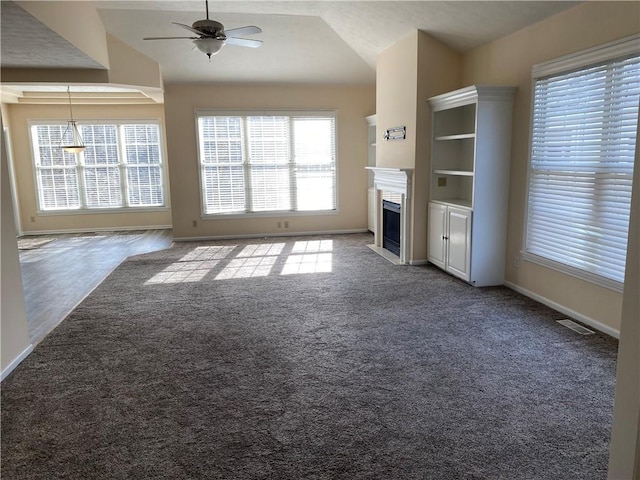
[414, 32, 462, 262]
[461, 1, 640, 334]
[1, 113, 32, 378]
[375, 30, 461, 262]
[106, 34, 163, 93]
[376, 31, 419, 169]
[7, 103, 172, 234]
[163, 83, 375, 239]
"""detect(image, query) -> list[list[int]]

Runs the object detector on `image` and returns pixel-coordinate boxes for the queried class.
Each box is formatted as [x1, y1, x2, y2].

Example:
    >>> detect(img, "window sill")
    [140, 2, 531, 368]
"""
[521, 251, 624, 293]
[201, 209, 339, 220]
[37, 206, 170, 216]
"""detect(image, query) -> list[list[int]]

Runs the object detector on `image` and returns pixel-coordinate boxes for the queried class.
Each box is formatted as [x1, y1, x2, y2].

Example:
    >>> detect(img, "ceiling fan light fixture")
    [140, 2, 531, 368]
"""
[193, 38, 225, 58]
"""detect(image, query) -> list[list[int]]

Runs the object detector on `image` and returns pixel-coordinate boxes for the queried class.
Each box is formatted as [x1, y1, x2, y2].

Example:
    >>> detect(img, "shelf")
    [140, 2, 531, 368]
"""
[431, 198, 473, 209]
[434, 133, 475, 141]
[433, 169, 474, 177]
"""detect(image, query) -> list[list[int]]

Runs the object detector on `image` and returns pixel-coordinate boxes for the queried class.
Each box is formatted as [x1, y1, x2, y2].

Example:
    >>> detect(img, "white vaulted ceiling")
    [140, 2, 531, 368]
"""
[1, 1, 581, 87]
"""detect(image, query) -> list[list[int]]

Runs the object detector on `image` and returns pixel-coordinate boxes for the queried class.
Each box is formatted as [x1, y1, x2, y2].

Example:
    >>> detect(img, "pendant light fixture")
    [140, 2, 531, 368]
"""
[60, 86, 85, 153]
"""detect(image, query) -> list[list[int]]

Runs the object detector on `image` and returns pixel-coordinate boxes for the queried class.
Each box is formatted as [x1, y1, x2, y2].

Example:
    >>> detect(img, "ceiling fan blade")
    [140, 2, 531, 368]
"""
[225, 37, 263, 48]
[143, 36, 197, 40]
[172, 22, 207, 36]
[225, 26, 262, 38]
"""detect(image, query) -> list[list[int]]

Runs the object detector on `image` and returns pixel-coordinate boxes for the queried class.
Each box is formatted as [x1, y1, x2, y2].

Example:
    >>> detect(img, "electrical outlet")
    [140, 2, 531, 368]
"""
[277, 221, 282, 228]
[192, 220, 198, 227]
[437, 177, 447, 187]
[284, 221, 289, 228]
[30, 216, 36, 223]
[514, 255, 521, 268]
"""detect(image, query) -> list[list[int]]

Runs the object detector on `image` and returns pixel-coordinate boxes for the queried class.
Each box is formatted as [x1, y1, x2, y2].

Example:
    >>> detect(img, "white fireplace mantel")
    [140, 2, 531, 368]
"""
[365, 167, 413, 264]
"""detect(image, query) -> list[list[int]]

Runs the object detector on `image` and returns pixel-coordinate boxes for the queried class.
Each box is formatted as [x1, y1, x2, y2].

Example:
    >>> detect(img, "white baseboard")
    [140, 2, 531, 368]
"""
[174, 228, 370, 242]
[1, 344, 33, 382]
[410, 260, 428, 266]
[20, 225, 172, 236]
[504, 281, 620, 339]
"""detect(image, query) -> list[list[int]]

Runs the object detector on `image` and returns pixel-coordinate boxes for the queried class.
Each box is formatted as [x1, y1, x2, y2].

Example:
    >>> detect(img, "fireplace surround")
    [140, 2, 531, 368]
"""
[365, 167, 413, 264]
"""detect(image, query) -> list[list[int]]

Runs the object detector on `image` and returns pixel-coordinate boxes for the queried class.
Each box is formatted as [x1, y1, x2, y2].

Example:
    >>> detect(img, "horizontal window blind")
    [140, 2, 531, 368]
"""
[526, 51, 639, 286]
[197, 112, 337, 215]
[82, 125, 121, 208]
[293, 117, 336, 211]
[31, 122, 166, 212]
[199, 116, 246, 213]
[123, 124, 164, 207]
[33, 125, 81, 210]
[247, 116, 291, 211]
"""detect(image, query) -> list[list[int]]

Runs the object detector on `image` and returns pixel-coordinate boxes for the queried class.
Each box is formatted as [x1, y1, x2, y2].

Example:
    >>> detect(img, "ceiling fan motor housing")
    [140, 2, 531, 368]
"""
[193, 19, 226, 38]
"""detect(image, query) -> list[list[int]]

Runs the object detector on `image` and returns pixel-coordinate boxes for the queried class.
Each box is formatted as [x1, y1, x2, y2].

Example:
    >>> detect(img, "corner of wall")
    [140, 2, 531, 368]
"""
[1, 115, 32, 379]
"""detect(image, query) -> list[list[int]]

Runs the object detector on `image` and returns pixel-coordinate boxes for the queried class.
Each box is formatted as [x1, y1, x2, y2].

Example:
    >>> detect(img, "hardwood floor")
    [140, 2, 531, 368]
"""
[18, 230, 173, 345]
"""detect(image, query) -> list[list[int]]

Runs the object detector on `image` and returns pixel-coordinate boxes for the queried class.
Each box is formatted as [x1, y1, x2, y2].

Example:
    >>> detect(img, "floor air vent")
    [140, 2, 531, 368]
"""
[557, 319, 595, 335]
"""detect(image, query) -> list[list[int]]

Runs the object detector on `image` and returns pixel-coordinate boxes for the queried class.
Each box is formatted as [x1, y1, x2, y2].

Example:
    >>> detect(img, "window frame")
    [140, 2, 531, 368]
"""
[29, 119, 169, 215]
[194, 110, 339, 219]
[522, 34, 640, 292]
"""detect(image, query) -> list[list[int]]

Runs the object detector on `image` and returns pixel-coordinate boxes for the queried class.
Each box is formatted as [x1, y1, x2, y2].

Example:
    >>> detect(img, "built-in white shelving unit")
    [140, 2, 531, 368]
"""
[366, 115, 376, 232]
[427, 85, 516, 286]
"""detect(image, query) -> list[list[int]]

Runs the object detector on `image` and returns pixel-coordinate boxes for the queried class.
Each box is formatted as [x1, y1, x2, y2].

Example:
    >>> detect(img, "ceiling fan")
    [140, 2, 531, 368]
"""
[143, 0, 262, 60]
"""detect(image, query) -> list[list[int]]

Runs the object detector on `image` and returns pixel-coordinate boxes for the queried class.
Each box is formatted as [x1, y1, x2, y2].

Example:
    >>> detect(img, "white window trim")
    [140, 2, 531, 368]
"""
[194, 109, 339, 218]
[522, 34, 640, 293]
[29, 119, 169, 214]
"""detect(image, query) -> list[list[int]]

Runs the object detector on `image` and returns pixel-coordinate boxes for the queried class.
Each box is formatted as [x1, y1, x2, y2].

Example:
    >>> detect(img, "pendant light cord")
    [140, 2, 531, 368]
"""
[67, 86, 75, 122]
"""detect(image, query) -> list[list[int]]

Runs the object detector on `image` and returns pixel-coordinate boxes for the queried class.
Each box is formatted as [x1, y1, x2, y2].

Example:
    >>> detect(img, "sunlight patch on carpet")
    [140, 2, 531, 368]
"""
[181, 245, 237, 261]
[145, 245, 236, 284]
[145, 260, 220, 284]
[281, 253, 332, 275]
[237, 243, 285, 257]
[216, 255, 277, 280]
[292, 240, 333, 253]
[145, 241, 335, 284]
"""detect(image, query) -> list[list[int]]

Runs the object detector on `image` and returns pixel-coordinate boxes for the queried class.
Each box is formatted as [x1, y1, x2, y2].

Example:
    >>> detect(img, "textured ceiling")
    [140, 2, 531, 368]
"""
[0, 1, 105, 69]
[98, 8, 375, 84]
[1, 1, 581, 88]
[95, 1, 580, 82]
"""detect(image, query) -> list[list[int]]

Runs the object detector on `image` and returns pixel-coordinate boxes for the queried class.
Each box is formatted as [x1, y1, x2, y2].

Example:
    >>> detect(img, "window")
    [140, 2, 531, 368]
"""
[31, 122, 165, 212]
[196, 111, 336, 215]
[525, 35, 640, 290]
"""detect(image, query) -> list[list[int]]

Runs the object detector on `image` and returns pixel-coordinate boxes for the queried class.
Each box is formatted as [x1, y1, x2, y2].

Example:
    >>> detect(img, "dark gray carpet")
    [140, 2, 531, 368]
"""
[1, 233, 618, 479]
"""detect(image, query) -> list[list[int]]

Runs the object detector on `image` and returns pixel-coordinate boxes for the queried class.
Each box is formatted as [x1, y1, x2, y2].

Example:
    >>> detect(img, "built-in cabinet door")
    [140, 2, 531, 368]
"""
[428, 202, 447, 269]
[446, 207, 471, 281]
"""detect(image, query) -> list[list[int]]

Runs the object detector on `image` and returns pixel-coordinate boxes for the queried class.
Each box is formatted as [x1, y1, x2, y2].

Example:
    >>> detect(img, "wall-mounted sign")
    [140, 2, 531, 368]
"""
[383, 126, 406, 141]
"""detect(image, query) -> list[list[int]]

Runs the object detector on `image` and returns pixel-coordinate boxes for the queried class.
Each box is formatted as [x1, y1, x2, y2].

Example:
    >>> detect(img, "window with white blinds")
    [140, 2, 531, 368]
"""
[31, 122, 166, 212]
[525, 36, 640, 290]
[197, 112, 337, 215]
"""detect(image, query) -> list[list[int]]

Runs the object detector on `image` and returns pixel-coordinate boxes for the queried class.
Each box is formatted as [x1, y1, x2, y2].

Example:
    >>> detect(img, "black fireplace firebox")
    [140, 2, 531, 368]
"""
[382, 200, 401, 256]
